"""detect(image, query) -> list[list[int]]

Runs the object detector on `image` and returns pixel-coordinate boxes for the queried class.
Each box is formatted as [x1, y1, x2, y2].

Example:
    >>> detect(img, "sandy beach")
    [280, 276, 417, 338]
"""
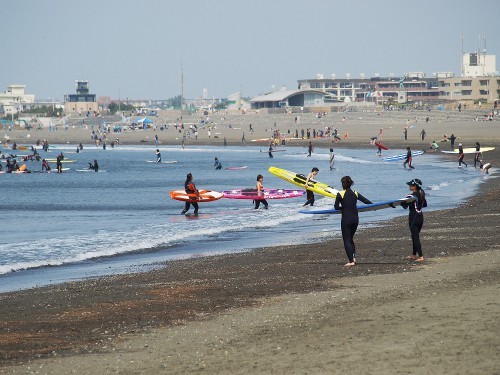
[1, 109, 499, 374]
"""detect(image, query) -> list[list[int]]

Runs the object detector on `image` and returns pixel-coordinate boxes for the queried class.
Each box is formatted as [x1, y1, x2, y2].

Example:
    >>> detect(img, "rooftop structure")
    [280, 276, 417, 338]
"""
[0, 84, 35, 115]
[250, 89, 326, 109]
[64, 81, 98, 114]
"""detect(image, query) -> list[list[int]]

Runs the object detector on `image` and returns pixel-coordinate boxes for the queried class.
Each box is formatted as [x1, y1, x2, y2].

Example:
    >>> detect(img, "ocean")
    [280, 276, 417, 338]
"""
[0, 144, 484, 292]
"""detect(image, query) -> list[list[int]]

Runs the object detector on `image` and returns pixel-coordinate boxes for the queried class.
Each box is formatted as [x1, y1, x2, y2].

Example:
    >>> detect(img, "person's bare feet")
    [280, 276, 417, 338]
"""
[344, 262, 356, 267]
[415, 257, 425, 262]
[407, 255, 418, 260]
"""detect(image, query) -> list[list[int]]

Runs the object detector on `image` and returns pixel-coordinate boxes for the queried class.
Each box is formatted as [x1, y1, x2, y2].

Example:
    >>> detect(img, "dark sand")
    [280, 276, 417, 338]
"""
[0, 131, 499, 373]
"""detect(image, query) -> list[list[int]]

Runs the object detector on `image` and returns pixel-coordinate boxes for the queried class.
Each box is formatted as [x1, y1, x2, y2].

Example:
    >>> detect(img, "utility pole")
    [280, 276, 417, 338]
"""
[180, 63, 184, 112]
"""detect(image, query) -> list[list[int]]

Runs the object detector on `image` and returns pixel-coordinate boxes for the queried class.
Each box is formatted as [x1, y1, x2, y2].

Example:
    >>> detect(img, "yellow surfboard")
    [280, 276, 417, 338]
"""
[268, 166, 339, 199]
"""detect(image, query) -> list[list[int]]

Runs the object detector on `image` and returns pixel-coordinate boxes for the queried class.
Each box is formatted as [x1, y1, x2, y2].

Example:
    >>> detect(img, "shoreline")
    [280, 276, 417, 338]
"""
[1, 114, 499, 373]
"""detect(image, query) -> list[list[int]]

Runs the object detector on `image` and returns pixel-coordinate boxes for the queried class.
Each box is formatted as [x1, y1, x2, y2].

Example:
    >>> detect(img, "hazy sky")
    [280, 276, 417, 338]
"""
[2, 0, 499, 101]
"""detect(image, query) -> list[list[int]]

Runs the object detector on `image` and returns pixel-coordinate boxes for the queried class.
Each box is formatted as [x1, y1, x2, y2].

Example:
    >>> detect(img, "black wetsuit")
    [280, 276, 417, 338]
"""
[474, 145, 481, 168]
[403, 150, 415, 169]
[334, 189, 372, 263]
[458, 146, 467, 167]
[402, 190, 427, 257]
[182, 179, 198, 214]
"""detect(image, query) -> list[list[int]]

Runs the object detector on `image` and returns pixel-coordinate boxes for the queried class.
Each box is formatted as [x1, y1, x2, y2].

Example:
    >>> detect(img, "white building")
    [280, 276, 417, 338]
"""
[0, 84, 35, 115]
[462, 52, 497, 77]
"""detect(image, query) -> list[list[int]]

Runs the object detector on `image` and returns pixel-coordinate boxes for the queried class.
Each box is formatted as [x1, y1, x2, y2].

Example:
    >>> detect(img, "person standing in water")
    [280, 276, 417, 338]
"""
[474, 142, 481, 168]
[181, 173, 199, 215]
[458, 143, 467, 168]
[329, 148, 335, 170]
[303, 167, 319, 206]
[254, 174, 268, 209]
[307, 141, 313, 157]
[268, 142, 274, 158]
[56, 155, 63, 173]
[155, 149, 161, 163]
[214, 157, 222, 170]
[334, 176, 372, 267]
[403, 147, 415, 170]
[402, 178, 427, 262]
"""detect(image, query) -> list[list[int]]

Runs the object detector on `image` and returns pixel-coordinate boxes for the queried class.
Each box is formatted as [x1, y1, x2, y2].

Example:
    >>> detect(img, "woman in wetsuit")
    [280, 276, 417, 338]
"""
[403, 147, 415, 170]
[458, 143, 467, 168]
[402, 178, 427, 262]
[181, 173, 199, 215]
[254, 174, 268, 209]
[334, 176, 372, 267]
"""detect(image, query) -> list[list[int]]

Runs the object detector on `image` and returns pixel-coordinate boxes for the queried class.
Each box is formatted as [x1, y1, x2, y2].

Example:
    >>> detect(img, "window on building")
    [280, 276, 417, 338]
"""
[479, 80, 489, 86]
[479, 90, 489, 95]
[461, 90, 472, 96]
[454, 82, 462, 87]
[461, 80, 472, 86]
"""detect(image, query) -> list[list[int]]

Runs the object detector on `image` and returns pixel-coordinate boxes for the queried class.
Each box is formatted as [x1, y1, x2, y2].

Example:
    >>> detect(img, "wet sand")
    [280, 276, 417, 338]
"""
[1, 110, 499, 374]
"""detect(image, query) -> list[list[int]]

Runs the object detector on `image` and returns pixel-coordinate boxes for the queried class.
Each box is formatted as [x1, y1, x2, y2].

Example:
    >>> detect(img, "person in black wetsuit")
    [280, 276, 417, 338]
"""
[474, 142, 481, 168]
[214, 157, 222, 170]
[303, 167, 319, 206]
[458, 143, 467, 168]
[334, 176, 372, 267]
[403, 147, 415, 170]
[401, 178, 427, 262]
[181, 173, 199, 215]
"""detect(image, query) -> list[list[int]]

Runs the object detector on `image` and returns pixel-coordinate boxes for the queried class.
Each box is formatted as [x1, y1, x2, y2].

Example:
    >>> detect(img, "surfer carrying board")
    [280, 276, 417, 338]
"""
[303, 168, 319, 206]
[401, 179, 427, 262]
[254, 174, 268, 209]
[334, 176, 372, 267]
[181, 173, 199, 215]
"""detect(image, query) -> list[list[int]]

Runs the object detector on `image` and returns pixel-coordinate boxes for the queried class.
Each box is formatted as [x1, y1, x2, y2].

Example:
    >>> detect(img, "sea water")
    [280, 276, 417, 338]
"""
[0, 144, 485, 292]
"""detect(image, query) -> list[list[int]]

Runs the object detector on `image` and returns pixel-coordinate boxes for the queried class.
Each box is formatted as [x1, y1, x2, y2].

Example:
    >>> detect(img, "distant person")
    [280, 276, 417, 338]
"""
[430, 140, 439, 151]
[334, 176, 372, 267]
[41, 159, 51, 172]
[403, 127, 408, 140]
[329, 148, 335, 170]
[481, 162, 491, 175]
[458, 144, 467, 168]
[214, 157, 222, 170]
[303, 167, 319, 206]
[56, 155, 63, 173]
[474, 142, 481, 168]
[154, 134, 159, 146]
[420, 128, 426, 141]
[448, 133, 457, 149]
[181, 173, 199, 215]
[307, 142, 313, 157]
[403, 147, 415, 170]
[254, 174, 268, 209]
[401, 179, 427, 262]
[155, 149, 161, 162]
[89, 159, 99, 172]
[268, 142, 273, 158]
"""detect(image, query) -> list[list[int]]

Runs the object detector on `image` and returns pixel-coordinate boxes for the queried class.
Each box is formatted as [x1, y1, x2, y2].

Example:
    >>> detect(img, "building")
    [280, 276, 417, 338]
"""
[226, 92, 251, 111]
[438, 52, 499, 103]
[64, 81, 98, 114]
[250, 89, 326, 109]
[0, 84, 35, 115]
[298, 73, 439, 104]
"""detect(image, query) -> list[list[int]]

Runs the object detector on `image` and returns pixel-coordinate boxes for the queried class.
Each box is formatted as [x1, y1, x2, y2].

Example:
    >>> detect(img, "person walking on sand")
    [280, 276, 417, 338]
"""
[458, 143, 467, 168]
[334, 176, 372, 267]
[254, 174, 268, 209]
[403, 127, 408, 140]
[303, 167, 319, 206]
[181, 173, 199, 215]
[401, 178, 427, 262]
[329, 148, 335, 170]
[403, 147, 415, 170]
[420, 128, 426, 141]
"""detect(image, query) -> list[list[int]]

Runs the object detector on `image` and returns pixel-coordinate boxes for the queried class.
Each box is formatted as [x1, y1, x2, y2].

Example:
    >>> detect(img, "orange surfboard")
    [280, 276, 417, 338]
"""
[169, 189, 224, 203]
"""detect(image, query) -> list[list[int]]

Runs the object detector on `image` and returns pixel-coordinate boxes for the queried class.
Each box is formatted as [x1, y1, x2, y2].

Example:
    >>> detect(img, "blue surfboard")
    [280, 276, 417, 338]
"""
[382, 150, 424, 162]
[299, 197, 416, 215]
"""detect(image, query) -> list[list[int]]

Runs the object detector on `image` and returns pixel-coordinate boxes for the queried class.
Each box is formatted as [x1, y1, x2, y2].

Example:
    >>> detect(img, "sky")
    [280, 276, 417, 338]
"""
[1, 0, 499, 101]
